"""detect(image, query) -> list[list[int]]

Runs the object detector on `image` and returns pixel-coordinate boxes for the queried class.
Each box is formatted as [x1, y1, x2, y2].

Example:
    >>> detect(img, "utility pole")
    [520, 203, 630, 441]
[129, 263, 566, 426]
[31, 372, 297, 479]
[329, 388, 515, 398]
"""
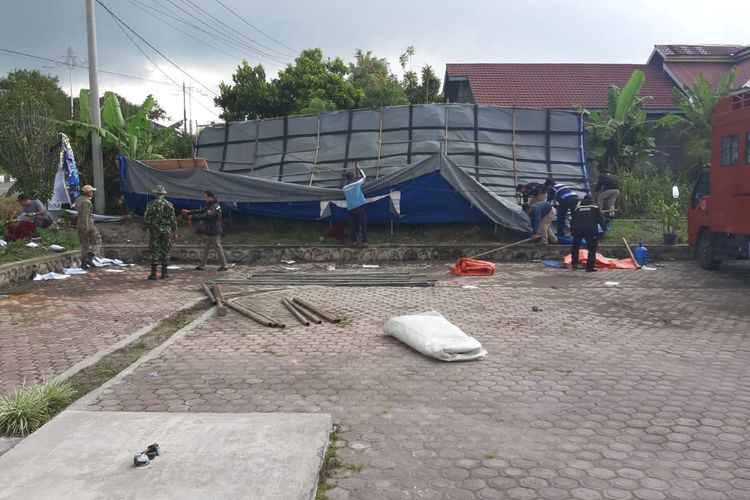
[86, 0, 105, 213]
[63, 47, 85, 119]
[182, 82, 188, 136]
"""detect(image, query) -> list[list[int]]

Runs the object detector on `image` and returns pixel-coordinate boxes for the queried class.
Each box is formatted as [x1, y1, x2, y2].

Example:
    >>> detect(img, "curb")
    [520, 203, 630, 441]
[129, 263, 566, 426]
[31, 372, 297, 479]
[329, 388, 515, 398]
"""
[55, 295, 207, 384]
[70, 306, 216, 410]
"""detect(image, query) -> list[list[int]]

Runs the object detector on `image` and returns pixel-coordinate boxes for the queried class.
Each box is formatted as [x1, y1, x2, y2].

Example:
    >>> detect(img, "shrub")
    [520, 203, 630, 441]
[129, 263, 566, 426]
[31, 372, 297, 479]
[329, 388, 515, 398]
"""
[0, 378, 76, 437]
[0, 196, 20, 225]
[618, 169, 691, 218]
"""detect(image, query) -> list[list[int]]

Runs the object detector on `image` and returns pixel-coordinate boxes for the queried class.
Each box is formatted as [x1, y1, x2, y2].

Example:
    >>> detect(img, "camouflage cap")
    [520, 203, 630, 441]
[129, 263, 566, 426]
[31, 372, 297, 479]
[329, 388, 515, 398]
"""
[152, 185, 168, 194]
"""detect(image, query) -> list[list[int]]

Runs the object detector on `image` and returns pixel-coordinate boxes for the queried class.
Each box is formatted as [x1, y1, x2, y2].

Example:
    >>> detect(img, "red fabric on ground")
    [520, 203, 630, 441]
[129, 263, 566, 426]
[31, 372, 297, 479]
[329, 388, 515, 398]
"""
[563, 251, 638, 269]
[450, 258, 496, 276]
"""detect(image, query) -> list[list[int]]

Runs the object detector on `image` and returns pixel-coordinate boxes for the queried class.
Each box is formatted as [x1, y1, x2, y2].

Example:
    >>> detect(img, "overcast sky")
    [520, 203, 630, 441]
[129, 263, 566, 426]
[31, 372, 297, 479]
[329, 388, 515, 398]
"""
[1, 0, 747, 126]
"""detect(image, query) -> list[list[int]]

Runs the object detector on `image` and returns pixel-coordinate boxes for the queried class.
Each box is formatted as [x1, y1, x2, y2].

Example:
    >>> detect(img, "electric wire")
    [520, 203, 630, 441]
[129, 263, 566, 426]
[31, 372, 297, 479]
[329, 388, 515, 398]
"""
[96, 0, 219, 97]
[214, 0, 299, 55]
[179, 0, 295, 59]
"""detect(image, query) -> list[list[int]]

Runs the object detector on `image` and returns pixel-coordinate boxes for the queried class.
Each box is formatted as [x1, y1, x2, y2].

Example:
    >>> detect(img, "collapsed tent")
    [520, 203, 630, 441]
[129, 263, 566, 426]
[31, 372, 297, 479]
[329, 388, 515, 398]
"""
[122, 103, 589, 231]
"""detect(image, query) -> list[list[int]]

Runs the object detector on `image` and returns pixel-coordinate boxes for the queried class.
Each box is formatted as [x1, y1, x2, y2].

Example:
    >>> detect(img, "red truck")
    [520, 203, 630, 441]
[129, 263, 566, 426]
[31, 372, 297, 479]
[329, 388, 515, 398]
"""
[688, 87, 750, 269]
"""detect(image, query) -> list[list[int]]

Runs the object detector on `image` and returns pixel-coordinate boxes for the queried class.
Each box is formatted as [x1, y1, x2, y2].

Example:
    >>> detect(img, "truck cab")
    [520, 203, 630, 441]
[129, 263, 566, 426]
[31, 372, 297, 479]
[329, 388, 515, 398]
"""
[688, 88, 750, 269]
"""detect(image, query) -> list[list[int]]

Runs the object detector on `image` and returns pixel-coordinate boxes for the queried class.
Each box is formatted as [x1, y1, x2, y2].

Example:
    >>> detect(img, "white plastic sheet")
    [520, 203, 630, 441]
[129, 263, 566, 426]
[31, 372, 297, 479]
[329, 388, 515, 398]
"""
[384, 311, 487, 362]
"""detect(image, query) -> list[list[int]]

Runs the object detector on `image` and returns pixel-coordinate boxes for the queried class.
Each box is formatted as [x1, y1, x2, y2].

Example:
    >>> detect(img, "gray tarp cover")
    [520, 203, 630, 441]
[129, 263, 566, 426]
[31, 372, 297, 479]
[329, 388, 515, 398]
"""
[128, 104, 588, 231]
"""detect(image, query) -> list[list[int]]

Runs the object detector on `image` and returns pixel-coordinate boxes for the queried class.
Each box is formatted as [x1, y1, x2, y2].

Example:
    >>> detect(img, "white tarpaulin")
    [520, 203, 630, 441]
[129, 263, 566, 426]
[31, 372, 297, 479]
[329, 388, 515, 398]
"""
[384, 311, 487, 361]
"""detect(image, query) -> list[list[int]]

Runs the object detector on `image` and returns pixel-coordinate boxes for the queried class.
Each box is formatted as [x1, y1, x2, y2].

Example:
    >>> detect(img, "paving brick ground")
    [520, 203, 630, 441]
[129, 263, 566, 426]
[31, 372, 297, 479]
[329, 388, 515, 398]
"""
[0, 265, 208, 392]
[77, 261, 750, 499]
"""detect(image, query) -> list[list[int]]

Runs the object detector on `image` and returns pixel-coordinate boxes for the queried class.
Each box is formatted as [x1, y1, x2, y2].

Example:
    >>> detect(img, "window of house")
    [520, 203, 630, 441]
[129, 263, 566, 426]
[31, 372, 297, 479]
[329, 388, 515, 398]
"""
[721, 135, 738, 166]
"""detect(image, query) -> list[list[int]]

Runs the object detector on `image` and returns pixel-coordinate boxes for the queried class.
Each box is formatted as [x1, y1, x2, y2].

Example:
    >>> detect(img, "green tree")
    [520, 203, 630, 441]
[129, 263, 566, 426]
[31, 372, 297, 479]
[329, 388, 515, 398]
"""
[0, 70, 69, 120]
[581, 69, 680, 172]
[276, 48, 362, 115]
[672, 69, 738, 179]
[418, 64, 443, 104]
[214, 60, 280, 120]
[398, 47, 443, 104]
[349, 49, 407, 108]
[399, 46, 419, 104]
[0, 103, 59, 200]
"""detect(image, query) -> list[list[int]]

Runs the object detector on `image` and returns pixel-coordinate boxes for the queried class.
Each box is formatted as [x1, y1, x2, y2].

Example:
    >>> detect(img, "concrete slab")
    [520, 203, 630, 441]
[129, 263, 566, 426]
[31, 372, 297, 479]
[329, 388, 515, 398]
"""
[0, 410, 331, 500]
[0, 437, 21, 457]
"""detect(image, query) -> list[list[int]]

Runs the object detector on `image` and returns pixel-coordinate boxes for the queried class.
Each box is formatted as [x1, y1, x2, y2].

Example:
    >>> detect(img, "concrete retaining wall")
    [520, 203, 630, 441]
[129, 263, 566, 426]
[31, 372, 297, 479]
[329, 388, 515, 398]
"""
[0, 250, 79, 288]
[103, 243, 694, 265]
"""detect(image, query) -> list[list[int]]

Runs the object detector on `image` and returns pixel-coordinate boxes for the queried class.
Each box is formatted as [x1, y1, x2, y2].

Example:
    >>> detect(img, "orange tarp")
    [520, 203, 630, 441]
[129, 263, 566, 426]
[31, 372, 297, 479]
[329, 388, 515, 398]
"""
[562, 251, 638, 270]
[450, 258, 496, 276]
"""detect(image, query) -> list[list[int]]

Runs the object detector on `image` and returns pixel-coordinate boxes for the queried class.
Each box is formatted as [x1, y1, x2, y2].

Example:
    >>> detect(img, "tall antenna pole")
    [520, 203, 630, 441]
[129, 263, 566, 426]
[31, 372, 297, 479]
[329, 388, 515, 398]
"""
[86, 0, 105, 213]
[182, 82, 188, 136]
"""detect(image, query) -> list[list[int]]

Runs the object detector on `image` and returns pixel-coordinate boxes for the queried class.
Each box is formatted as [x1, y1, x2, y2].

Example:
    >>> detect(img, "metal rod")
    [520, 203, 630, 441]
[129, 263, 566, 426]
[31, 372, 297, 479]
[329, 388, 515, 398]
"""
[288, 301, 322, 324]
[292, 297, 340, 323]
[225, 301, 275, 327]
[229, 299, 285, 328]
[201, 282, 216, 303]
[282, 298, 310, 326]
[468, 237, 535, 260]
[213, 284, 228, 317]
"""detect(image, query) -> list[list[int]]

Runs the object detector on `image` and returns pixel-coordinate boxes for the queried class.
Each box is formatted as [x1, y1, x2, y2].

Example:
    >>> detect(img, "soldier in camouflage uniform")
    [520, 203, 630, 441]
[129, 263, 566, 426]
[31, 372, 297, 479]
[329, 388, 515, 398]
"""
[141, 185, 178, 280]
[74, 185, 102, 269]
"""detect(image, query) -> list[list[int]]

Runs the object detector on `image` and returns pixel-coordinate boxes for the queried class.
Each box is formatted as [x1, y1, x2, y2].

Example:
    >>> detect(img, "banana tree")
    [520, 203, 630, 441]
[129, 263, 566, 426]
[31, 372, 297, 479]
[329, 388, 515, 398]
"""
[70, 90, 182, 159]
[581, 69, 681, 172]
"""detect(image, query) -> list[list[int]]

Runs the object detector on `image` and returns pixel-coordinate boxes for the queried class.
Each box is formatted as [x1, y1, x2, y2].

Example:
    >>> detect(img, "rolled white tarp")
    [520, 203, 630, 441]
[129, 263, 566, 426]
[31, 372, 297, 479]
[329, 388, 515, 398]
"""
[384, 311, 487, 362]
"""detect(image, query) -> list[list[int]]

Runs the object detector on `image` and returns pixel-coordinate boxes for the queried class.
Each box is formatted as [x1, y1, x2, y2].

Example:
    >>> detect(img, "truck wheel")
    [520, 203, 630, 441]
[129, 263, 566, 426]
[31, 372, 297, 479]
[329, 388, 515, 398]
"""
[697, 230, 721, 270]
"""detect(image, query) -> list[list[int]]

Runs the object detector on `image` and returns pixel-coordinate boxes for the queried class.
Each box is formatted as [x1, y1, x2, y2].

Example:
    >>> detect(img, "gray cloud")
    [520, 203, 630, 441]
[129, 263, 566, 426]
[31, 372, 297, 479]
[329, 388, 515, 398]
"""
[1, 0, 747, 124]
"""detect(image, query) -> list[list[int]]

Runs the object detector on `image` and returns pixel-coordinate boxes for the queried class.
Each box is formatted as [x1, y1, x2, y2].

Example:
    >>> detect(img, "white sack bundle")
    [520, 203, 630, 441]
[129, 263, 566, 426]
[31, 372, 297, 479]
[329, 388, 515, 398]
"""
[384, 311, 487, 361]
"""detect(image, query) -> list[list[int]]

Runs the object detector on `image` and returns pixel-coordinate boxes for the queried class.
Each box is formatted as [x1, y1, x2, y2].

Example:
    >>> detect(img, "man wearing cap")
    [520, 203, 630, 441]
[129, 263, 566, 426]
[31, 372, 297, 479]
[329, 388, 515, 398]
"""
[74, 185, 101, 269]
[16, 193, 53, 229]
[142, 185, 178, 280]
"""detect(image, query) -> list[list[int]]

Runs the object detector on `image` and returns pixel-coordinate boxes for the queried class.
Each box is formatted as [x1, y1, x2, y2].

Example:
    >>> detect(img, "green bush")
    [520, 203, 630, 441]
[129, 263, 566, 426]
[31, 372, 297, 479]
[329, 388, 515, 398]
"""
[618, 170, 691, 218]
[0, 378, 76, 437]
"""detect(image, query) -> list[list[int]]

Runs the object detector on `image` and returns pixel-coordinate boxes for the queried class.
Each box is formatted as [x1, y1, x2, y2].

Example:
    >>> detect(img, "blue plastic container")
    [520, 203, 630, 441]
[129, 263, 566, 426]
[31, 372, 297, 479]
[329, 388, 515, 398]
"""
[633, 241, 648, 266]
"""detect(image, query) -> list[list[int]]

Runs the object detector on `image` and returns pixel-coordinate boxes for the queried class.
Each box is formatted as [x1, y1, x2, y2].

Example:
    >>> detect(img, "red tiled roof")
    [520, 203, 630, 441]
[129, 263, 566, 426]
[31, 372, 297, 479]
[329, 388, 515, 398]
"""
[445, 63, 677, 110]
[655, 45, 745, 58]
[666, 59, 750, 90]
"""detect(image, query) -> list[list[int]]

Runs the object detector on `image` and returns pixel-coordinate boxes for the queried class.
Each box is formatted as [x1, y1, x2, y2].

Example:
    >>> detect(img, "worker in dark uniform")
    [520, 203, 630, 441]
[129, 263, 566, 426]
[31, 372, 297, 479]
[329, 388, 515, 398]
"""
[516, 182, 545, 204]
[545, 179, 580, 237]
[570, 195, 608, 272]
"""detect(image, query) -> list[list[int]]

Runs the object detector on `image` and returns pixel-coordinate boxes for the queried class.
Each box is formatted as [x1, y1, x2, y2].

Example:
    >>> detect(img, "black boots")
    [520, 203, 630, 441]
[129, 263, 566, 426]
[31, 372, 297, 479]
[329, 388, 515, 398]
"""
[160, 265, 170, 279]
[147, 264, 158, 280]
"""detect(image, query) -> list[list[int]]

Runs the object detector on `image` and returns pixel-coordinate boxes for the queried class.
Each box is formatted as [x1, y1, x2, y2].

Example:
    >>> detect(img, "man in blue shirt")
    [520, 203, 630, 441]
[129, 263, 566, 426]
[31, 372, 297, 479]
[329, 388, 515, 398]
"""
[523, 201, 558, 244]
[342, 162, 368, 246]
[544, 179, 580, 237]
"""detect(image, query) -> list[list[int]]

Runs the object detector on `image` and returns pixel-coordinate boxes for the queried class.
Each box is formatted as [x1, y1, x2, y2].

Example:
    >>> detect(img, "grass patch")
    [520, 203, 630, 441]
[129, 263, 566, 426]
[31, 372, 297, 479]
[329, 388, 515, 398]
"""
[0, 303, 206, 437]
[0, 225, 80, 264]
[315, 424, 343, 500]
[604, 218, 687, 246]
[345, 463, 365, 472]
[0, 379, 76, 436]
[337, 314, 351, 327]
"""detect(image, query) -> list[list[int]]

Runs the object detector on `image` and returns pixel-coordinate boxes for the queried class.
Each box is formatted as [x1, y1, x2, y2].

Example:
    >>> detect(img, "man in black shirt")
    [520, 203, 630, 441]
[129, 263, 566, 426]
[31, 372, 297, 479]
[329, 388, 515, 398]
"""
[516, 182, 545, 204]
[595, 171, 620, 215]
[570, 195, 607, 272]
[182, 191, 228, 271]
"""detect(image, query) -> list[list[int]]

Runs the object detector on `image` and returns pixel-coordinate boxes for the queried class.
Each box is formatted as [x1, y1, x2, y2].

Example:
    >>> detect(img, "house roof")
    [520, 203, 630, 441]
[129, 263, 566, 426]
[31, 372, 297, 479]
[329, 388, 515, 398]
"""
[653, 44, 745, 58]
[665, 59, 750, 90]
[444, 63, 677, 110]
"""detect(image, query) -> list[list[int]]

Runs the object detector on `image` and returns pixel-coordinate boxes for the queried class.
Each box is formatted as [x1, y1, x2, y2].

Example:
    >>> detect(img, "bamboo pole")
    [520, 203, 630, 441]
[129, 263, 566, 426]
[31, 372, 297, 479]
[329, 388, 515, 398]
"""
[201, 282, 216, 304]
[622, 237, 641, 269]
[289, 301, 322, 324]
[468, 237, 535, 260]
[213, 284, 227, 317]
[225, 301, 275, 327]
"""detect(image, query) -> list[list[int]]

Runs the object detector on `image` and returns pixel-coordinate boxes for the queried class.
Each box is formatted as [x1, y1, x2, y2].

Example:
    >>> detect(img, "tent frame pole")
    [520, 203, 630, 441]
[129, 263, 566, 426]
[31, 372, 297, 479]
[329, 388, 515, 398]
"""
[376, 108, 383, 178]
[309, 115, 321, 186]
[512, 108, 518, 186]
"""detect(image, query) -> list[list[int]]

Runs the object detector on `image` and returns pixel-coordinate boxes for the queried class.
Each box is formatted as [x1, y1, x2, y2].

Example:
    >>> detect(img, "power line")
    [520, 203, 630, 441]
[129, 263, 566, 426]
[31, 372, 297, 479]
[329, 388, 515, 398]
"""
[157, 0, 290, 66]
[214, 0, 299, 55]
[0, 46, 221, 120]
[124, 0, 247, 62]
[96, 0, 219, 97]
[179, 0, 296, 59]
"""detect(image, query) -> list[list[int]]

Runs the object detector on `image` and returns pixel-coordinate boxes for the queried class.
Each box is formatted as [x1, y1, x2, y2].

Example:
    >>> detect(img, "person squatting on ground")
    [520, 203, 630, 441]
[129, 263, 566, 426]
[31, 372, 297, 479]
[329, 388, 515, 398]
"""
[16, 193, 52, 229]
[545, 179, 580, 237]
[516, 181, 546, 204]
[595, 171, 620, 228]
[74, 185, 101, 269]
[570, 194, 608, 273]
[142, 185, 178, 280]
[181, 190, 228, 271]
[523, 201, 558, 244]
[342, 161, 368, 246]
